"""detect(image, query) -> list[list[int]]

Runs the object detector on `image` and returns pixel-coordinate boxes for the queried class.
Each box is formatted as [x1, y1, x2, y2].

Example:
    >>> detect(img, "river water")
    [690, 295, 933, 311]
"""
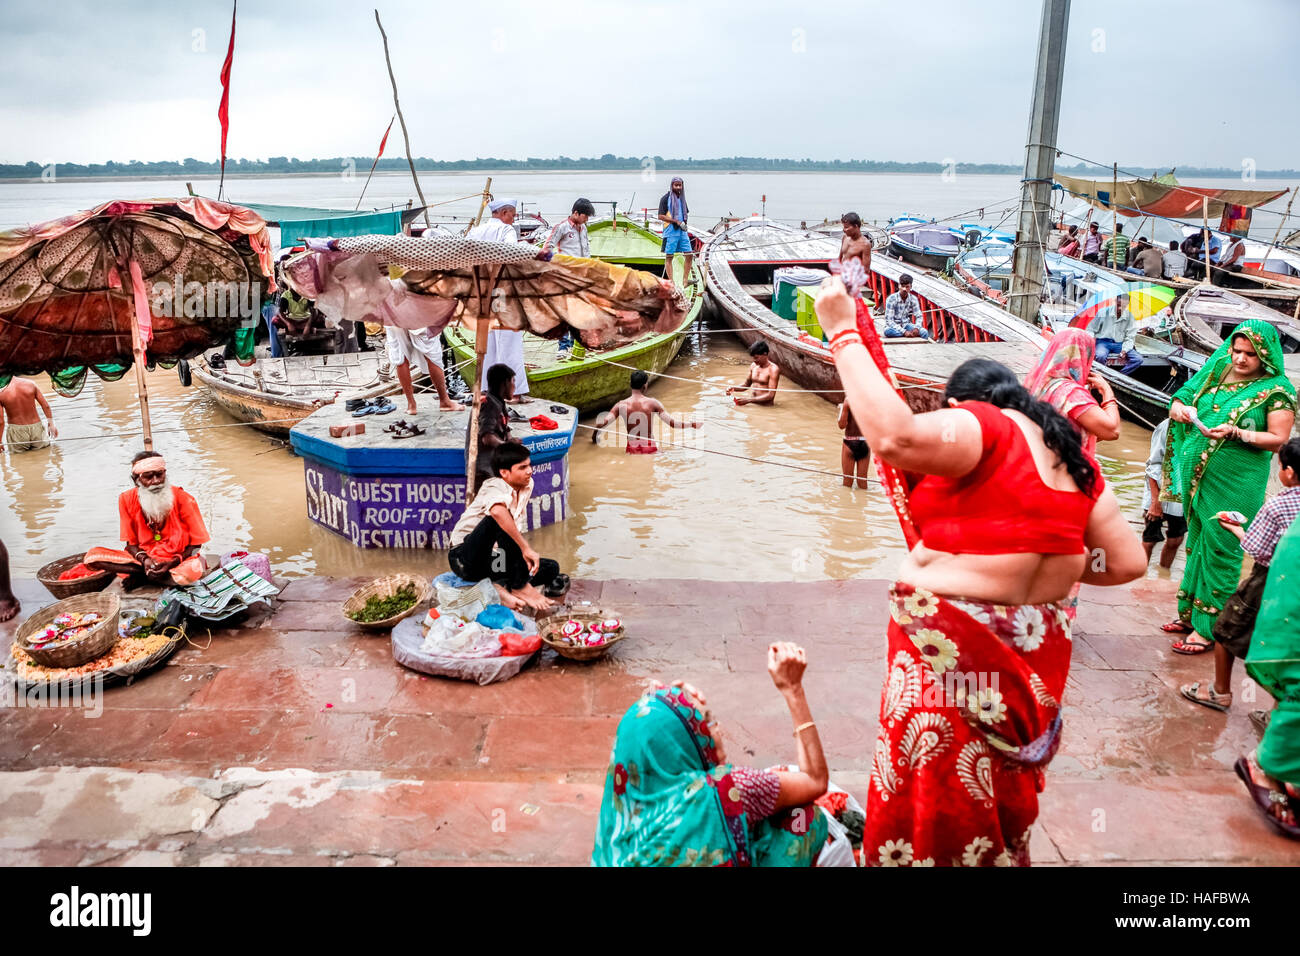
[0, 324, 1158, 583]
[1, 170, 1173, 582]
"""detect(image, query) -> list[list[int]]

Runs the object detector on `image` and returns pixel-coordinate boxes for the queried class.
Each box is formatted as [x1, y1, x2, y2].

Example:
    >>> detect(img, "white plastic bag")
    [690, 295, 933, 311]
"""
[816, 809, 857, 867]
[433, 573, 500, 622]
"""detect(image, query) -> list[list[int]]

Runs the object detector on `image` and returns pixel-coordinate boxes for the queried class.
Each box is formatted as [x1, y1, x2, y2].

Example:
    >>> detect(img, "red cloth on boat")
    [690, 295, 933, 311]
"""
[909, 401, 1098, 555]
[528, 415, 558, 431]
[864, 582, 1072, 867]
[118, 486, 210, 564]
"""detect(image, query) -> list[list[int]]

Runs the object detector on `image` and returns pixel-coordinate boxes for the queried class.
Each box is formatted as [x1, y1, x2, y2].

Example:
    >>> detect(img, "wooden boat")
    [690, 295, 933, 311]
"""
[444, 214, 706, 413]
[701, 218, 1048, 409]
[887, 220, 964, 271]
[192, 351, 422, 435]
[1173, 285, 1300, 389]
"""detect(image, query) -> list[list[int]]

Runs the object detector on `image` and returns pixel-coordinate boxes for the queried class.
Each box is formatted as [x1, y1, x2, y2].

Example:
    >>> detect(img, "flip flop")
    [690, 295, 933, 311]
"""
[371, 399, 396, 415]
[1249, 710, 1272, 738]
[351, 403, 377, 417]
[542, 573, 570, 599]
[1161, 619, 1194, 634]
[1172, 636, 1213, 655]
[1179, 681, 1231, 713]
[1234, 756, 1300, 839]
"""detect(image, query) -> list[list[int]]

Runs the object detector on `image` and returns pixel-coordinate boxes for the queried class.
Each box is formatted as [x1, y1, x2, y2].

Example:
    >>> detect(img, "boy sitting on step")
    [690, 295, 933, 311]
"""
[447, 441, 567, 613]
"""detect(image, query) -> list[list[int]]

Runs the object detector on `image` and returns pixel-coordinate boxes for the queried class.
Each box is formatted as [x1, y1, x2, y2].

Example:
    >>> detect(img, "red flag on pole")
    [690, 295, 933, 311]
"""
[217, 1, 237, 194]
[377, 116, 394, 158]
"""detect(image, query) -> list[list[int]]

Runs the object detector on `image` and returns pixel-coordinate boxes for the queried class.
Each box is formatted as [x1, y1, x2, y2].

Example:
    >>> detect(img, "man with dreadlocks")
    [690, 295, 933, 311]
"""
[657, 177, 695, 289]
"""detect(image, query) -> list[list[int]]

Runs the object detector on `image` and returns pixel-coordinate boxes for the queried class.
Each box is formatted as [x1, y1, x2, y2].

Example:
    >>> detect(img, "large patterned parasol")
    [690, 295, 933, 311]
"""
[0, 197, 275, 447]
[283, 233, 686, 484]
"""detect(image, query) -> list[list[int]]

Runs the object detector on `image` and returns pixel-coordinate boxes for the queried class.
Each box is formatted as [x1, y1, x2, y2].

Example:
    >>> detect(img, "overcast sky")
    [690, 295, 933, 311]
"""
[1, 0, 1295, 169]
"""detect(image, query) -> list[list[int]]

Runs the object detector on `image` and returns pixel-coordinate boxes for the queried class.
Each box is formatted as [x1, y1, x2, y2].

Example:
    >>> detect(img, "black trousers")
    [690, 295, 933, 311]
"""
[448, 515, 559, 591]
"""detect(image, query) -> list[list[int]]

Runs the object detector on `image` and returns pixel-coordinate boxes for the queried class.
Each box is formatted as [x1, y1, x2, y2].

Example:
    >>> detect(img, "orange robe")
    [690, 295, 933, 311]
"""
[118, 486, 210, 563]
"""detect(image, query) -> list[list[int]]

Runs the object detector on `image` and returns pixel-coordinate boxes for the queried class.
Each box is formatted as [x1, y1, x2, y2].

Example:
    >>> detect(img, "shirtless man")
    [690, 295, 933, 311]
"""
[838, 401, 871, 489]
[0, 378, 57, 452]
[727, 341, 780, 406]
[839, 211, 872, 276]
[591, 370, 701, 453]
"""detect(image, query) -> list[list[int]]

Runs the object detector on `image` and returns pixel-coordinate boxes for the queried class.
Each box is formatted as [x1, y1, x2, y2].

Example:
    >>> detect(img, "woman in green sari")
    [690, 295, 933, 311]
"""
[1163, 319, 1296, 651]
[593, 642, 830, 866]
[1238, 519, 1300, 838]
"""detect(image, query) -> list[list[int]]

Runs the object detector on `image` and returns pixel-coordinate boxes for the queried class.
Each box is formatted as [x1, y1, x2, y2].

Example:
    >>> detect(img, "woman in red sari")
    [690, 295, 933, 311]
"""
[815, 278, 1146, 866]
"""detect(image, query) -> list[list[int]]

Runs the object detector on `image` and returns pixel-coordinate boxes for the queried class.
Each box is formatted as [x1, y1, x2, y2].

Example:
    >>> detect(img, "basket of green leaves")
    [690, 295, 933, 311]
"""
[342, 574, 431, 632]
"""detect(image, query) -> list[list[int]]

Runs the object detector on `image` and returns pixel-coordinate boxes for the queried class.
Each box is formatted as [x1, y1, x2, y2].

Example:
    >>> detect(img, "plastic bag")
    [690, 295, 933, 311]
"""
[476, 604, 522, 631]
[816, 809, 857, 868]
[498, 630, 541, 656]
[433, 572, 500, 622]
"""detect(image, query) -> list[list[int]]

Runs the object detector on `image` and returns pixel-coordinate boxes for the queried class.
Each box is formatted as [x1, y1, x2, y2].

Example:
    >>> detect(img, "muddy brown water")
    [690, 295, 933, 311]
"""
[0, 323, 1164, 583]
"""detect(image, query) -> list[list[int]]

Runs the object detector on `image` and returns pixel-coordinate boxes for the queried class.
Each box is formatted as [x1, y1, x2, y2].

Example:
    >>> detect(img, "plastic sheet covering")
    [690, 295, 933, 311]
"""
[391, 616, 538, 685]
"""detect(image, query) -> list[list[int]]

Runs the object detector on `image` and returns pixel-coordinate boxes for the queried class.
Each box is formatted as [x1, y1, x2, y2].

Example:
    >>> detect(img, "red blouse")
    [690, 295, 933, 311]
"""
[908, 401, 1099, 556]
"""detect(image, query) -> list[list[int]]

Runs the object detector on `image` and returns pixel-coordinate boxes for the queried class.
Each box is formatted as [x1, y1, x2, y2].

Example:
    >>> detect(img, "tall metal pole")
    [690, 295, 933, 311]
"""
[1009, 0, 1071, 327]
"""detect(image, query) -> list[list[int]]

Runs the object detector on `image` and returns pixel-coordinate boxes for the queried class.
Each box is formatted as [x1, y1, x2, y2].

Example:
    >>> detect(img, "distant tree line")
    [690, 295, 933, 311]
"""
[1, 155, 1294, 179]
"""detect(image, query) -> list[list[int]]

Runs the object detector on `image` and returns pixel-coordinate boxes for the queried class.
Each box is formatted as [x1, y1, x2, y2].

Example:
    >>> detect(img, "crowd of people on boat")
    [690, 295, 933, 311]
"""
[1056, 218, 1250, 285]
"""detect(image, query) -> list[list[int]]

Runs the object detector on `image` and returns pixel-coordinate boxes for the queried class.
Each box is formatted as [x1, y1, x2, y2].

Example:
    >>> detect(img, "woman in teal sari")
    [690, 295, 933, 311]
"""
[1162, 319, 1296, 651]
[593, 642, 830, 866]
[1238, 519, 1300, 838]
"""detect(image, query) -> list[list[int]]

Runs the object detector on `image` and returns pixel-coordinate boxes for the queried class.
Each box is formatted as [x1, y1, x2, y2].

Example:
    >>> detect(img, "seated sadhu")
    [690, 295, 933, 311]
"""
[85, 451, 210, 586]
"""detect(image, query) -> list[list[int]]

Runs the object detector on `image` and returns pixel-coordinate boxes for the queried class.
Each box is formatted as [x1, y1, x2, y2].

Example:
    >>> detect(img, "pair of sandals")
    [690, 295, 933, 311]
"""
[1162, 618, 1214, 655]
[350, 398, 395, 417]
[384, 420, 425, 440]
[542, 573, 570, 599]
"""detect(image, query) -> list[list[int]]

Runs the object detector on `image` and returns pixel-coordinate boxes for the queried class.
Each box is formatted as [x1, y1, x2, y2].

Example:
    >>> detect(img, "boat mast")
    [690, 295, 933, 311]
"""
[1009, 0, 1070, 327]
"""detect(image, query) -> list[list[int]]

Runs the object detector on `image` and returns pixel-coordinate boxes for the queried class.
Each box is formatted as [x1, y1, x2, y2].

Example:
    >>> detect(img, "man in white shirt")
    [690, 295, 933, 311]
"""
[541, 198, 596, 356]
[1162, 240, 1188, 280]
[467, 199, 530, 398]
[447, 441, 565, 611]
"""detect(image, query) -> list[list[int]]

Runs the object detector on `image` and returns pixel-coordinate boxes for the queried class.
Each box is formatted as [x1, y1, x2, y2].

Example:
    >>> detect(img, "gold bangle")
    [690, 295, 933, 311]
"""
[792, 721, 816, 737]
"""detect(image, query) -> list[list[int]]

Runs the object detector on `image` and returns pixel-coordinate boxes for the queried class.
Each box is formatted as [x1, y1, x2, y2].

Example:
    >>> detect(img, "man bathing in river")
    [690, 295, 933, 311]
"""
[85, 451, 210, 586]
[591, 370, 702, 453]
[727, 341, 780, 406]
[0, 378, 57, 452]
[448, 441, 567, 612]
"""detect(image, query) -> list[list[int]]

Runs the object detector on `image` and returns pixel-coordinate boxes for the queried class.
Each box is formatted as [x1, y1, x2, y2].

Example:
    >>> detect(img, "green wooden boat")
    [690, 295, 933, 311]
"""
[443, 215, 704, 413]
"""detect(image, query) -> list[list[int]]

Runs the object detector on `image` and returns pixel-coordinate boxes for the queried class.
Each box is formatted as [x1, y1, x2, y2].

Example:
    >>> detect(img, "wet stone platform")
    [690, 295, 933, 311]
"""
[0, 574, 1295, 866]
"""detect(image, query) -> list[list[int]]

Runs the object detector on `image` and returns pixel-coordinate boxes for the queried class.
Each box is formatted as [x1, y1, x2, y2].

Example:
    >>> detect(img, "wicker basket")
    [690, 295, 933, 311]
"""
[36, 554, 113, 600]
[342, 574, 431, 632]
[15, 592, 121, 668]
[539, 606, 626, 661]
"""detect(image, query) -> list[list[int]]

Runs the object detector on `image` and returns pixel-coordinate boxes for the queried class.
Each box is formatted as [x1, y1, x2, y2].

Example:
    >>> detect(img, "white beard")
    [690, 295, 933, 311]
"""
[137, 482, 175, 526]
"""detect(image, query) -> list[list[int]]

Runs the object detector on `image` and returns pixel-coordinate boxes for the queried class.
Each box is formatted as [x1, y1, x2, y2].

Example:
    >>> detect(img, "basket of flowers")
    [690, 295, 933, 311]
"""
[539, 606, 626, 661]
[14, 592, 121, 668]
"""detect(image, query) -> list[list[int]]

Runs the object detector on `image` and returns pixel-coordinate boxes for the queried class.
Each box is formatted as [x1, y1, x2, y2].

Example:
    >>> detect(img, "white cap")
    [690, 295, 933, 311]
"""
[488, 198, 519, 212]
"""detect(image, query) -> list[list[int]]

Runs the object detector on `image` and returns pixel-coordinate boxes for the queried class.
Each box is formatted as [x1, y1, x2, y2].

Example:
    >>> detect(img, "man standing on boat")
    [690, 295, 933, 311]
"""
[657, 177, 695, 288]
[1092, 293, 1143, 375]
[1081, 221, 1103, 263]
[468, 199, 530, 401]
[839, 212, 873, 276]
[542, 198, 596, 357]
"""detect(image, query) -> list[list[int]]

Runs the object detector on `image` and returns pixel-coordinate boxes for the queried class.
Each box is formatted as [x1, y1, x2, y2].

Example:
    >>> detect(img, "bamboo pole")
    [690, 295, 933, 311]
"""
[119, 256, 154, 452]
[468, 177, 493, 234]
[464, 266, 493, 492]
[1202, 196, 1212, 285]
[1259, 187, 1296, 273]
[1110, 162, 1118, 271]
[374, 10, 431, 230]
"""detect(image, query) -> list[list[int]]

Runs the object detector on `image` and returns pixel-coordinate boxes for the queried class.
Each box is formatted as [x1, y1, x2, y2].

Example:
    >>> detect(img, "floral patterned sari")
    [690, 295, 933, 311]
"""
[1164, 319, 1297, 636]
[864, 583, 1073, 867]
[592, 685, 827, 867]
